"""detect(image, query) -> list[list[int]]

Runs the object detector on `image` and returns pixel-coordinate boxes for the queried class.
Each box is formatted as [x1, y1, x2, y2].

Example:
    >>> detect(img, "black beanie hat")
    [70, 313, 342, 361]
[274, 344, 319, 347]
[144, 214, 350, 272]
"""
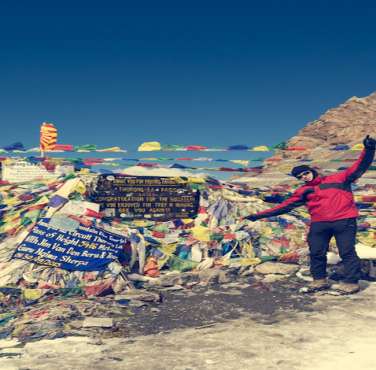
[291, 165, 318, 179]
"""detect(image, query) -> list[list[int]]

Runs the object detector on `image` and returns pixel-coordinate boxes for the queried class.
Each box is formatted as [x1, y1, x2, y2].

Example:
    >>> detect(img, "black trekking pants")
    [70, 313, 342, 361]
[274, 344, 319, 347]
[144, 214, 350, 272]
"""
[307, 218, 361, 283]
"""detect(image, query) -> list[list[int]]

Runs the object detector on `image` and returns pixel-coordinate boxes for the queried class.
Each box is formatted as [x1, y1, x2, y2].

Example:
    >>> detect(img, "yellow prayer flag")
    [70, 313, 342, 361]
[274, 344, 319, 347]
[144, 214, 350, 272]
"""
[138, 141, 162, 151]
[350, 143, 364, 151]
[250, 145, 269, 152]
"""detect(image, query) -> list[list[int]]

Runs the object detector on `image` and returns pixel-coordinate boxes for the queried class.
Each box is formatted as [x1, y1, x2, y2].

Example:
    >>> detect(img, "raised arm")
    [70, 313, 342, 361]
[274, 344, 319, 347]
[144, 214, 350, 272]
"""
[341, 135, 376, 183]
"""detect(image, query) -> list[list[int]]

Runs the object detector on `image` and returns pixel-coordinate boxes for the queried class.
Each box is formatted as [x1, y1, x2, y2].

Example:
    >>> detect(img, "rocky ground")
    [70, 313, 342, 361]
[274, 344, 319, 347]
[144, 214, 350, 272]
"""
[1, 265, 376, 370]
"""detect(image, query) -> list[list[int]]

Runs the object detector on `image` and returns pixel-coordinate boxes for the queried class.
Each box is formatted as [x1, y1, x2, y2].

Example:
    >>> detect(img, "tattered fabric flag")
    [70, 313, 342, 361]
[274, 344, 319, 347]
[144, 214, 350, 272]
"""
[137, 162, 158, 167]
[250, 145, 270, 151]
[170, 163, 189, 169]
[218, 167, 239, 172]
[227, 145, 249, 150]
[273, 142, 287, 150]
[102, 158, 119, 162]
[194, 157, 213, 162]
[351, 143, 364, 151]
[96, 162, 119, 167]
[286, 146, 306, 151]
[83, 158, 105, 165]
[185, 145, 208, 151]
[230, 160, 249, 166]
[40, 122, 57, 153]
[161, 144, 185, 151]
[265, 156, 283, 162]
[141, 157, 171, 161]
[331, 144, 350, 151]
[53, 144, 74, 151]
[26, 147, 40, 152]
[96, 146, 126, 152]
[75, 144, 97, 152]
[2, 142, 26, 152]
[138, 142, 162, 151]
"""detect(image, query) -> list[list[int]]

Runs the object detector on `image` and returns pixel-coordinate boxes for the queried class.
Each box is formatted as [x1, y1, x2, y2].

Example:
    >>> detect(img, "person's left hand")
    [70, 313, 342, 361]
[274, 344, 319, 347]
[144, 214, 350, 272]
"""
[363, 135, 376, 149]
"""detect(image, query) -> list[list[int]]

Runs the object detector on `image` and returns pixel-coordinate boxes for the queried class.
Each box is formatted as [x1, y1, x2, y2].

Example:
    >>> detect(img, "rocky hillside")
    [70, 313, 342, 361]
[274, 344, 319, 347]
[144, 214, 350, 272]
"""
[233, 91, 376, 184]
[285, 92, 376, 153]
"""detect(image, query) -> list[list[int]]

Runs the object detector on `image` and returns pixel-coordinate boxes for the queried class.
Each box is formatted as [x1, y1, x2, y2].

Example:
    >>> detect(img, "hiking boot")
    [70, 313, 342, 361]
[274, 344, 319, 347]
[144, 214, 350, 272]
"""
[300, 278, 330, 293]
[331, 282, 360, 295]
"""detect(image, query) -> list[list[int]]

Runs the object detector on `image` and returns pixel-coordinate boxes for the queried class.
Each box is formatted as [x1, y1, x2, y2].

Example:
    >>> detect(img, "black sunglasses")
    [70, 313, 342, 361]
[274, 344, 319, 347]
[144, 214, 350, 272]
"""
[296, 170, 311, 180]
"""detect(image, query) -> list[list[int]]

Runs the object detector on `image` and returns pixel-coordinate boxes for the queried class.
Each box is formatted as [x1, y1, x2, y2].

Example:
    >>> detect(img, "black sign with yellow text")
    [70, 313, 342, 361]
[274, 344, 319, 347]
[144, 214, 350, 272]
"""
[91, 175, 200, 220]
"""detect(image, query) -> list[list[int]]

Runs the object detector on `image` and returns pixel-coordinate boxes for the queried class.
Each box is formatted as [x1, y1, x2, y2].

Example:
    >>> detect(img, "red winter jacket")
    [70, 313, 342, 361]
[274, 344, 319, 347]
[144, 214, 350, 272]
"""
[253, 147, 375, 223]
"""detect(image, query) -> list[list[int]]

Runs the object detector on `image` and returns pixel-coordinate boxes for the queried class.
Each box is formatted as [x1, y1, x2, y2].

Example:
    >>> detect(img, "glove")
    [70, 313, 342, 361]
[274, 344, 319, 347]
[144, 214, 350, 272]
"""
[363, 135, 376, 149]
[244, 214, 259, 222]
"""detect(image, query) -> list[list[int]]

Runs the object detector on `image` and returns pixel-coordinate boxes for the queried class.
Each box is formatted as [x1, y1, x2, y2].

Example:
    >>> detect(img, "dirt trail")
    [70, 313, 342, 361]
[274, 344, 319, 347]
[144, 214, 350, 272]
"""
[1, 280, 376, 370]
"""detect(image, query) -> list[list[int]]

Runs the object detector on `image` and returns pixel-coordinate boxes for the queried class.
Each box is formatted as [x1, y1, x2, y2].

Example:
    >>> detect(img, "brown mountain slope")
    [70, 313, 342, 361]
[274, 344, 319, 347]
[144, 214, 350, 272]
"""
[232, 92, 376, 184]
[286, 92, 376, 152]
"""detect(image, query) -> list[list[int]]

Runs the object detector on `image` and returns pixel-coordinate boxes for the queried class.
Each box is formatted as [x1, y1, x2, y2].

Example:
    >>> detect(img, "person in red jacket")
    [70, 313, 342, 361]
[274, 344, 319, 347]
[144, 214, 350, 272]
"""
[246, 135, 376, 294]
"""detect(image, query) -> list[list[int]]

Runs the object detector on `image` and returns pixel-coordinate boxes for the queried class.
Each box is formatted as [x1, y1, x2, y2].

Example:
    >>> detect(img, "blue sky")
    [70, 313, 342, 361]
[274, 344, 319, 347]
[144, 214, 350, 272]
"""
[1, 0, 376, 151]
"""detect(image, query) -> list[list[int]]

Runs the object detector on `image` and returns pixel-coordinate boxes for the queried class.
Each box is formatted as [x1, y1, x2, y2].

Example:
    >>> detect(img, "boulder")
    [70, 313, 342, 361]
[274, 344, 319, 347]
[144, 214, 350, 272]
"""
[198, 268, 234, 284]
[114, 290, 161, 303]
[255, 262, 299, 275]
[262, 274, 288, 283]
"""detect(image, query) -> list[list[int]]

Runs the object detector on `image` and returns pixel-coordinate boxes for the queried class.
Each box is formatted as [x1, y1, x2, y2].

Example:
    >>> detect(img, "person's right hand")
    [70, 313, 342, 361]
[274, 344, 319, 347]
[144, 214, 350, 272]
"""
[363, 135, 376, 149]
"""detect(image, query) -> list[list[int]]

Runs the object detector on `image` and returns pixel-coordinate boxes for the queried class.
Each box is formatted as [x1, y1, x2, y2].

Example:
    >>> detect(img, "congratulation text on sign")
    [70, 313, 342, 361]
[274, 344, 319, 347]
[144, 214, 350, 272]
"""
[91, 176, 200, 220]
